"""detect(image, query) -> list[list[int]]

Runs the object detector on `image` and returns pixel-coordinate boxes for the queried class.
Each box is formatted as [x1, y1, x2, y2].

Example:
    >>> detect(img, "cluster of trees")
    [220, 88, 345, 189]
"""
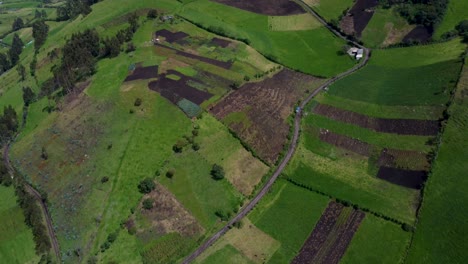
[380, 0, 448, 28]
[442, 20, 468, 42]
[33, 20, 49, 51]
[0, 158, 12, 187]
[138, 178, 156, 194]
[57, 0, 100, 21]
[42, 13, 139, 96]
[0, 105, 19, 143]
[0, 34, 24, 75]
[15, 184, 51, 254]
[12, 18, 24, 31]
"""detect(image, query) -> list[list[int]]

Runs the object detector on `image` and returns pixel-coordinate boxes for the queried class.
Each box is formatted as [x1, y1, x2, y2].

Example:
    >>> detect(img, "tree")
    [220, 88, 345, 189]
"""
[32, 20, 49, 51]
[17, 64, 26, 81]
[30, 56, 37, 76]
[211, 164, 225, 180]
[22, 86, 35, 106]
[0, 105, 19, 140]
[0, 53, 9, 75]
[128, 13, 139, 33]
[12, 17, 24, 31]
[147, 9, 158, 19]
[35, 10, 42, 19]
[8, 34, 24, 66]
[142, 198, 154, 210]
[41, 10, 47, 19]
[137, 178, 155, 194]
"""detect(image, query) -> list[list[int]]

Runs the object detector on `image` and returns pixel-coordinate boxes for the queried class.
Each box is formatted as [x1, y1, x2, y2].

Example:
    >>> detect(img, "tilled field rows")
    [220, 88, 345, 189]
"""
[292, 201, 365, 264]
[314, 103, 439, 136]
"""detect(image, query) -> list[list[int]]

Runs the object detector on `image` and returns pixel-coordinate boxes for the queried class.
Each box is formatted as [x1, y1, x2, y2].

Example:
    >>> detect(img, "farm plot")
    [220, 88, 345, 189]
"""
[291, 201, 365, 264]
[210, 37, 232, 48]
[377, 167, 427, 190]
[313, 103, 440, 136]
[402, 25, 432, 44]
[155, 29, 189, 43]
[213, 0, 306, 16]
[124, 64, 159, 82]
[211, 69, 323, 164]
[319, 129, 371, 157]
[268, 14, 321, 31]
[305, 0, 354, 22]
[340, 0, 379, 37]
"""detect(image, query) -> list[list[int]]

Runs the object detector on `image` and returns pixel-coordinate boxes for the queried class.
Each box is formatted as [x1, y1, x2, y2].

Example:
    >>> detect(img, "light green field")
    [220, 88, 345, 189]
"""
[179, 0, 355, 77]
[361, 7, 414, 48]
[434, 0, 468, 39]
[341, 215, 410, 264]
[0, 185, 39, 264]
[329, 39, 465, 106]
[201, 244, 253, 264]
[305, 0, 354, 22]
[405, 57, 468, 263]
[268, 13, 321, 31]
[249, 180, 329, 264]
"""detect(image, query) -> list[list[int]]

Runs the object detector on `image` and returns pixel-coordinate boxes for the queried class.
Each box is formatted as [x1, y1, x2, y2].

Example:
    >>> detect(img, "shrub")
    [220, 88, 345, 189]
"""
[192, 143, 200, 151]
[107, 232, 118, 243]
[166, 168, 175, 179]
[134, 98, 142, 106]
[402, 223, 415, 232]
[192, 129, 199, 136]
[101, 176, 109, 183]
[211, 164, 225, 180]
[137, 178, 156, 194]
[147, 9, 158, 19]
[142, 198, 154, 210]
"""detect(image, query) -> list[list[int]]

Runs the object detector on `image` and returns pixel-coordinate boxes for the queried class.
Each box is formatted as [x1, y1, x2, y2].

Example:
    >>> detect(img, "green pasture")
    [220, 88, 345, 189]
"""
[405, 58, 468, 263]
[285, 146, 419, 224]
[306, 0, 354, 22]
[249, 180, 329, 264]
[361, 7, 413, 48]
[201, 244, 253, 264]
[179, 0, 354, 77]
[434, 0, 468, 39]
[341, 215, 410, 264]
[0, 185, 39, 264]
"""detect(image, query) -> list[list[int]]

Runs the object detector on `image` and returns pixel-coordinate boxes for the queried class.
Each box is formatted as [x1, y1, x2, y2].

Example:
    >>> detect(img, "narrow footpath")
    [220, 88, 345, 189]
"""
[182, 2, 370, 263]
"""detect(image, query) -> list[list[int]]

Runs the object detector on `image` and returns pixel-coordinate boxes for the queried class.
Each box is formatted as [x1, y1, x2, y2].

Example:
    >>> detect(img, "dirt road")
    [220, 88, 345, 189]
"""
[181, 2, 370, 263]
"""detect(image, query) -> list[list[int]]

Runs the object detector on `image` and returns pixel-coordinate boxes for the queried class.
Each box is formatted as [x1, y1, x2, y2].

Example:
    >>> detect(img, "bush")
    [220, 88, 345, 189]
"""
[166, 168, 175, 179]
[172, 140, 186, 153]
[137, 178, 156, 194]
[142, 198, 154, 210]
[134, 98, 142, 106]
[101, 176, 109, 183]
[402, 223, 415, 232]
[211, 164, 225, 180]
[192, 143, 200, 151]
[147, 9, 158, 19]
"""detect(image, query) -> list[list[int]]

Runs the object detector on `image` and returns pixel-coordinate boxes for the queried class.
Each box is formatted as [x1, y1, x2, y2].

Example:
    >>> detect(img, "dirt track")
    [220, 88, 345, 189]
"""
[3, 143, 61, 262]
[181, 1, 371, 262]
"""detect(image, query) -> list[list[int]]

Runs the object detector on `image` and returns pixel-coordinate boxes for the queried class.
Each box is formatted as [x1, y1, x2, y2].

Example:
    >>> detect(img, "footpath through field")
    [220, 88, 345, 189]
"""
[3, 143, 62, 262]
[182, 1, 371, 263]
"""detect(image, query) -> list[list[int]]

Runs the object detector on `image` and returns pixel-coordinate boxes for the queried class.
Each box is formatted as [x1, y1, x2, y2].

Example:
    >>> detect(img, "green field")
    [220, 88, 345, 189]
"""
[249, 180, 329, 263]
[179, 0, 355, 77]
[405, 57, 468, 263]
[341, 215, 410, 264]
[0, 185, 39, 264]
[361, 7, 414, 48]
[305, 0, 354, 22]
[328, 39, 465, 106]
[434, 0, 468, 39]
[201, 244, 253, 264]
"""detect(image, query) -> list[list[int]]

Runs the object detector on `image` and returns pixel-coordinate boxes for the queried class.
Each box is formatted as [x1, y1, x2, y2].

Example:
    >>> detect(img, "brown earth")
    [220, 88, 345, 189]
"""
[378, 148, 430, 171]
[292, 201, 365, 264]
[137, 183, 204, 237]
[210, 37, 232, 48]
[211, 69, 320, 164]
[213, 0, 306, 16]
[319, 129, 371, 156]
[313, 103, 439, 136]
[124, 65, 159, 82]
[377, 166, 427, 189]
[155, 29, 189, 44]
[341, 0, 379, 37]
[402, 25, 433, 44]
[148, 70, 213, 105]
[154, 43, 233, 69]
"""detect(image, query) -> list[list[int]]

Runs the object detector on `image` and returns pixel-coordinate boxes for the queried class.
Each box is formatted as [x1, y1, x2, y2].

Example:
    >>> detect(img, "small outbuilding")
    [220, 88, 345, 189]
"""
[347, 47, 364, 60]
[356, 49, 364, 60]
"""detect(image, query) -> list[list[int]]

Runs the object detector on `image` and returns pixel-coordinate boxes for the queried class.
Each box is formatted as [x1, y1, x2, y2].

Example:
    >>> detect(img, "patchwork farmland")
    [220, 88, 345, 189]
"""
[0, 0, 466, 263]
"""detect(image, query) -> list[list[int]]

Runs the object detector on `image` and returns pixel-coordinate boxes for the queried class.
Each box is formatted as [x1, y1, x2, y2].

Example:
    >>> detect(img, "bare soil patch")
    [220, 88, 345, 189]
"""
[124, 65, 159, 82]
[319, 129, 371, 156]
[402, 25, 433, 44]
[341, 0, 379, 37]
[137, 184, 204, 237]
[211, 69, 320, 164]
[155, 43, 233, 69]
[210, 37, 232, 48]
[378, 148, 429, 171]
[148, 70, 212, 105]
[292, 202, 365, 264]
[213, 0, 305, 16]
[377, 167, 427, 190]
[314, 104, 439, 136]
[155, 29, 189, 44]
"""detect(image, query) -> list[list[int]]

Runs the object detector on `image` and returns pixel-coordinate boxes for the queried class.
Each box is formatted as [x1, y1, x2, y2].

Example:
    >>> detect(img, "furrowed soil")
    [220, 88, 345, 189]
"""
[377, 167, 427, 190]
[291, 201, 365, 264]
[319, 129, 371, 157]
[213, 0, 306, 16]
[313, 103, 439, 136]
[124, 65, 159, 82]
[211, 69, 323, 164]
[155, 29, 189, 43]
[402, 25, 433, 44]
[340, 0, 379, 37]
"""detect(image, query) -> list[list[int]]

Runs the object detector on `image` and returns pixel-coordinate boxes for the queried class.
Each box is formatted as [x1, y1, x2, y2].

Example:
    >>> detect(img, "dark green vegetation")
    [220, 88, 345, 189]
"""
[381, 0, 449, 29]
[406, 56, 468, 263]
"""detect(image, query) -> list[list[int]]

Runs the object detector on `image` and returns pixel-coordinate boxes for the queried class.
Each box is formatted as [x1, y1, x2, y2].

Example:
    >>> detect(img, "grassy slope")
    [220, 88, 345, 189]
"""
[341, 215, 411, 264]
[328, 39, 465, 106]
[249, 180, 329, 264]
[201, 244, 253, 264]
[306, 0, 354, 22]
[0, 185, 39, 264]
[405, 57, 468, 263]
[179, 0, 354, 77]
[434, 0, 468, 39]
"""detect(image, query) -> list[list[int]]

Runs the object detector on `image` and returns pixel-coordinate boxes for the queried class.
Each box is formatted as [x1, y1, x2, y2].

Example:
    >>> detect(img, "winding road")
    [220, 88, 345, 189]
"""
[3, 143, 61, 262]
[182, 2, 370, 263]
